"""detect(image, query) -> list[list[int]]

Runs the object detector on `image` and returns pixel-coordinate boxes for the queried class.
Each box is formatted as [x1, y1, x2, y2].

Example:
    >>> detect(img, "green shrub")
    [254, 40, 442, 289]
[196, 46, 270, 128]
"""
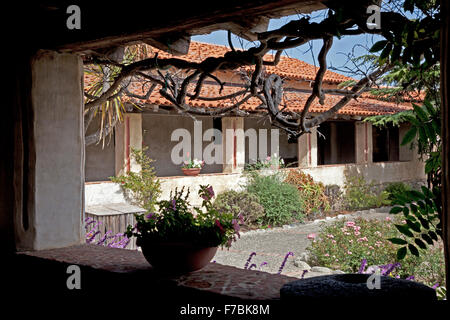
[307, 216, 445, 287]
[212, 190, 265, 227]
[246, 172, 304, 226]
[384, 182, 412, 200]
[110, 147, 161, 212]
[343, 173, 391, 210]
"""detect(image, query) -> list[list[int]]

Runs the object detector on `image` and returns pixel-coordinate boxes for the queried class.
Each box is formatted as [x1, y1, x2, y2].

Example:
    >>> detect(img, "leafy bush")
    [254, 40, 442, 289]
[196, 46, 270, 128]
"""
[246, 172, 304, 226]
[343, 173, 391, 210]
[307, 216, 445, 287]
[384, 182, 412, 200]
[284, 170, 330, 215]
[213, 190, 265, 227]
[110, 147, 161, 212]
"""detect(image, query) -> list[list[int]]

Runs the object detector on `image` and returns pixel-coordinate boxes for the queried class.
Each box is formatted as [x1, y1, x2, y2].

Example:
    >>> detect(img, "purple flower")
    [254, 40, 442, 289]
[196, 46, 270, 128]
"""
[301, 270, 308, 279]
[171, 199, 176, 210]
[432, 283, 440, 289]
[86, 230, 101, 243]
[146, 212, 155, 219]
[244, 252, 256, 269]
[259, 262, 268, 270]
[358, 259, 367, 274]
[405, 276, 415, 281]
[380, 262, 401, 276]
[97, 230, 113, 245]
[278, 252, 294, 274]
[237, 213, 244, 224]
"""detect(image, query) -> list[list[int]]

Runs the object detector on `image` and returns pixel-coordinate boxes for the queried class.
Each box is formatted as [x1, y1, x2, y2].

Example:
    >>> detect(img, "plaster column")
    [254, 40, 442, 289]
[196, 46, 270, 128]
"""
[222, 117, 245, 173]
[355, 121, 373, 164]
[297, 127, 318, 167]
[115, 113, 143, 176]
[14, 50, 85, 250]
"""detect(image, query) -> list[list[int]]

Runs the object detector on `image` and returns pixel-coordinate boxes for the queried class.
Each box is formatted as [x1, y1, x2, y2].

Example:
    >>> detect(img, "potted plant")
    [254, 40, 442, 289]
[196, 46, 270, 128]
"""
[124, 185, 242, 274]
[181, 158, 204, 176]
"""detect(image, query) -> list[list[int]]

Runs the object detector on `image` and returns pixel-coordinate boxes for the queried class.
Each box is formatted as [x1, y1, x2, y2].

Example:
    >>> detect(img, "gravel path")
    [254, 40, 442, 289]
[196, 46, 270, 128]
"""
[213, 207, 392, 278]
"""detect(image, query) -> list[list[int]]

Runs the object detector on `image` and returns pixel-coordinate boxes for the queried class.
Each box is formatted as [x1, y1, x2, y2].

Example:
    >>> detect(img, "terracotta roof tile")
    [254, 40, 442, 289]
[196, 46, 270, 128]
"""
[85, 41, 412, 117]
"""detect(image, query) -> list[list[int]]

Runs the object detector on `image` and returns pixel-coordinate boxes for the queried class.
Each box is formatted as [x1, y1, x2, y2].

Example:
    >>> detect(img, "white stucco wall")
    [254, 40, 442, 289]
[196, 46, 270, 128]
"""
[85, 160, 426, 210]
[16, 51, 85, 250]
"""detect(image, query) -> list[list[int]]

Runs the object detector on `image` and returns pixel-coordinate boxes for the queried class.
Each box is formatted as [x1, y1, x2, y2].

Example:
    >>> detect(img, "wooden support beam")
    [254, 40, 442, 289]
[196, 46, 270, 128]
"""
[143, 34, 191, 56]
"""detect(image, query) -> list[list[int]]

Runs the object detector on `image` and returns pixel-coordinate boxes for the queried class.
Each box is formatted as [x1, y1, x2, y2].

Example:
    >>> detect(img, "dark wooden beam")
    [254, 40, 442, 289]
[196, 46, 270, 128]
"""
[11, 0, 324, 53]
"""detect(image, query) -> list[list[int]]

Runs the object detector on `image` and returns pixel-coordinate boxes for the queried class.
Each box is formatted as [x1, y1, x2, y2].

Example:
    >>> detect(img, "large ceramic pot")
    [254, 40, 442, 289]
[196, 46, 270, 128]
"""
[140, 241, 218, 274]
[182, 168, 201, 176]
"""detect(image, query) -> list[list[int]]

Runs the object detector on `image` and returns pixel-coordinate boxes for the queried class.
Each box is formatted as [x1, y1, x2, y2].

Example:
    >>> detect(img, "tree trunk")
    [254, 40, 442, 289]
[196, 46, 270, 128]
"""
[440, 0, 450, 297]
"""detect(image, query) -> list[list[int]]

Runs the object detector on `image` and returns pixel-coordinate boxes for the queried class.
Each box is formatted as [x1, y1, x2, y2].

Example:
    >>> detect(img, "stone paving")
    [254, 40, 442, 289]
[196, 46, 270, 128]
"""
[213, 207, 392, 279]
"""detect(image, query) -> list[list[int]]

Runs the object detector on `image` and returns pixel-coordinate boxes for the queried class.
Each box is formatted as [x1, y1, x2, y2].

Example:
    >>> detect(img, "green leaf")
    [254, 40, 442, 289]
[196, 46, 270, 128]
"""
[418, 216, 430, 229]
[402, 206, 410, 217]
[395, 224, 414, 237]
[408, 244, 420, 257]
[421, 233, 434, 245]
[406, 219, 421, 232]
[401, 126, 417, 145]
[390, 206, 403, 214]
[380, 43, 393, 61]
[421, 186, 434, 199]
[406, 190, 425, 201]
[388, 238, 408, 245]
[397, 246, 407, 260]
[414, 238, 427, 250]
[423, 100, 436, 116]
[428, 231, 438, 241]
[370, 40, 388, 53]
[413, 103, 428, 122]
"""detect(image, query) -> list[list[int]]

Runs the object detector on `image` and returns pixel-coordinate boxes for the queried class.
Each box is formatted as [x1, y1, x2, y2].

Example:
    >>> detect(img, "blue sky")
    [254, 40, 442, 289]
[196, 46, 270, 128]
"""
[193, 14, 384, 78]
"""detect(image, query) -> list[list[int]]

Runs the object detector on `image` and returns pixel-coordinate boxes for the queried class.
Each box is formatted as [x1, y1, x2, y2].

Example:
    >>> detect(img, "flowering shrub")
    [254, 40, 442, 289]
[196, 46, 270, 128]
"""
[307, 216, 445, 287]
[284, 170, 330, 215]
[124, 185, 241, 248]
[213, 190, 265, 227]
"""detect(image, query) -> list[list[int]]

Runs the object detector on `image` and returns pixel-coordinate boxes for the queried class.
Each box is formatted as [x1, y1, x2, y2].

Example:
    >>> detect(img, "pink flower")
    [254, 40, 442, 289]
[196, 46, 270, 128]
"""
[324, 253, 330, 257]
[349, 239, 353, 243]
[215, 219, 225, 234]
[331, 240, 337, 243]
[347, 251, 352, 255]
[357, 237, 368, 242]
[327, 234, 334, 239]
[385, 216, 392, 222]
[354, 231, 361, 236]
[346, 221, 355, 227]
[353, 226, 361, 232]
[307, 233, 317, 240]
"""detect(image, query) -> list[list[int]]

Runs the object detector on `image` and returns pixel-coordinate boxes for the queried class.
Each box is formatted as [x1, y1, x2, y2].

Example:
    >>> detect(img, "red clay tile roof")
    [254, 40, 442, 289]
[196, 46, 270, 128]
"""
[145, 41, 353, 84]
[85, 41, 413, 116]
